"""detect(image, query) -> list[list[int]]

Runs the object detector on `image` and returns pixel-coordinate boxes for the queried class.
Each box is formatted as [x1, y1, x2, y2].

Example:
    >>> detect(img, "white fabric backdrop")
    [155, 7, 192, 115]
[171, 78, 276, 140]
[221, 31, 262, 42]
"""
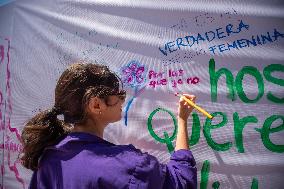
[0, 0, 284, 188]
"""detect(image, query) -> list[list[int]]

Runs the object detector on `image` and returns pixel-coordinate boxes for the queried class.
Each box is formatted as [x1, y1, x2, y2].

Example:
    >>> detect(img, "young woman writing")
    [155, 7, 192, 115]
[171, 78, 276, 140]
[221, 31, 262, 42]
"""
[21, 62, 197, 189]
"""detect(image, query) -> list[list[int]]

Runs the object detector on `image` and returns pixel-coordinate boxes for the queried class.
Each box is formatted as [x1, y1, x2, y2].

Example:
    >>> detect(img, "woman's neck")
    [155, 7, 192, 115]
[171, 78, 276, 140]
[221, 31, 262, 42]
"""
[72, 119, 106, 139]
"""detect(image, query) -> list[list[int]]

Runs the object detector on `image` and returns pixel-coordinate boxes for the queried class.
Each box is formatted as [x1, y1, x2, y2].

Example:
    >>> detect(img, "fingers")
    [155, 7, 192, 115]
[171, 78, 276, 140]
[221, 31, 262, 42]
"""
[178, 94, 196, 120]
[183, 94, 196, 101]
[178, 94, 196, 111]
[179, 94, 196, 104]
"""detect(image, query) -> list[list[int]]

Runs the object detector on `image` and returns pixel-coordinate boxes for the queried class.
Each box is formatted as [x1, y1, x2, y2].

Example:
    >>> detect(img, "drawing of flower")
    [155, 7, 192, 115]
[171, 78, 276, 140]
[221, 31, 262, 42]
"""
[121, 60, 146, 88]
[120, 60, 147, 126]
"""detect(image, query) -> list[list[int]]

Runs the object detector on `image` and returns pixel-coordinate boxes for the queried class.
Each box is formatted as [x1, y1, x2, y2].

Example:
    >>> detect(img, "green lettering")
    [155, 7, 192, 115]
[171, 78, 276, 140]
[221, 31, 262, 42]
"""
[256, 115, 284, 153]
[251, 178, 258, 189]
[189, 112, 201, 146]
[233, 112, 258, 153]
[212, 181, 220, 189]
[209, 58, 236, 102]
[203, 112, 232, 151]
[235, 66, 264, 103]
[200, 160, 210, 189]
[147, 108, 177, 153]
[263, 64, 284, 103]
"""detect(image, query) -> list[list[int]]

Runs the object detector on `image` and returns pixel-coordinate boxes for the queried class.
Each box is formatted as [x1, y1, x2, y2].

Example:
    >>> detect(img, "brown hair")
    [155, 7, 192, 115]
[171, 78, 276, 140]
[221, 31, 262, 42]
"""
[21, 62, 125, 170]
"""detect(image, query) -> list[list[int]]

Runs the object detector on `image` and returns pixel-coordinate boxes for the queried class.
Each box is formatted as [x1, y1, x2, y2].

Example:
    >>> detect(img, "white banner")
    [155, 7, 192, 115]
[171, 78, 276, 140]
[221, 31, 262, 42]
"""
[0, 0, 283, 188]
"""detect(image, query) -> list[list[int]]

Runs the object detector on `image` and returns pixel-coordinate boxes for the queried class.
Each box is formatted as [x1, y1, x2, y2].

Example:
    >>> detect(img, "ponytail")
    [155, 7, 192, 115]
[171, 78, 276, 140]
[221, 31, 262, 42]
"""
[20, 108, 70, 170]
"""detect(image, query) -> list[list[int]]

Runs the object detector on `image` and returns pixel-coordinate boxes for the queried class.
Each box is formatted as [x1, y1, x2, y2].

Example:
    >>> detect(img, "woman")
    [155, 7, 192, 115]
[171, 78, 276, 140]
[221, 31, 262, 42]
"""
[21, 62, 197, 189]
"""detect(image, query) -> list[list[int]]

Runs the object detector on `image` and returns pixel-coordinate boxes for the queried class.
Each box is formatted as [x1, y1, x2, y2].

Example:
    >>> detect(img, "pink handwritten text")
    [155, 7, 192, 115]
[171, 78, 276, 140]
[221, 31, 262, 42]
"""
[148, 69, 200, 88]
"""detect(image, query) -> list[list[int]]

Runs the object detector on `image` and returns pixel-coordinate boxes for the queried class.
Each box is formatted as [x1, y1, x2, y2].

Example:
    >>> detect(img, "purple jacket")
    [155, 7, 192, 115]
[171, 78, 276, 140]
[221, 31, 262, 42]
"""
[29, 132, 197, 189]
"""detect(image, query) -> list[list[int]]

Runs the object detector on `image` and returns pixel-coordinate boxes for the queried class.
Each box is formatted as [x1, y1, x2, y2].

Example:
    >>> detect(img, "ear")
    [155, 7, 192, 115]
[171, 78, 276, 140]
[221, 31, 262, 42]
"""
[87, 97, 107, 115]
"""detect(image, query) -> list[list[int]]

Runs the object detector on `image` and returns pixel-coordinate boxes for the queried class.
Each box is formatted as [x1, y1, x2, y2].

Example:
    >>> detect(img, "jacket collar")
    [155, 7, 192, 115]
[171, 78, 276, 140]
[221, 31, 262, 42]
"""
[47, 132, 115, 151]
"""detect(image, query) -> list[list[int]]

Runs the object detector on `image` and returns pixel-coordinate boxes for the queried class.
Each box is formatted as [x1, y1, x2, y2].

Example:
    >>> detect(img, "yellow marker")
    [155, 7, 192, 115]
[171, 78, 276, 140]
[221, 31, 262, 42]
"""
[175, 93, 213, 119]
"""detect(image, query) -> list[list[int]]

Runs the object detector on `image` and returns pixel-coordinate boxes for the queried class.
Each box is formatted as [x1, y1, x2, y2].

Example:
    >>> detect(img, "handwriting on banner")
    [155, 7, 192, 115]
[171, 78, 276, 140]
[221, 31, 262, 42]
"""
[0, 37, 25, 189]
[147, 58, 283, 188]
[148, 69, 200, 88]
[158, 9, 239, 66]
[159, 20, 249, 56]
[0, 37, 7, 132]
[0, 140, 23, 153]
[148, 108, 280, 189]
[0, 91, 3, 131]
[148, 108, 284, 153]
[209, 58, 284, 104]
[201, 161, 257, 189]
[161, 49, 206, 66]
[148, 58, 284, 153]
[200, 160, 258, 189]
[182, 9, 238, 29]
[0, 37, 9, 131]
[159, 19, 284, 63]
[57, 41, 119, 65]
[55, 29, 98, 45]
[208, 28, 284, 54]
[120, 61, 200, 90]
[158, 8, 238, 38]
[55, 29, 119, 64]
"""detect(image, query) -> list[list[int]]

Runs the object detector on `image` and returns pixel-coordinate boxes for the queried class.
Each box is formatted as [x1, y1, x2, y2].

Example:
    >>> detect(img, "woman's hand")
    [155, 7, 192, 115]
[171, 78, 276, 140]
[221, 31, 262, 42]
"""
[178, 94, 196, 121]
[175, 94, 196, 151]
